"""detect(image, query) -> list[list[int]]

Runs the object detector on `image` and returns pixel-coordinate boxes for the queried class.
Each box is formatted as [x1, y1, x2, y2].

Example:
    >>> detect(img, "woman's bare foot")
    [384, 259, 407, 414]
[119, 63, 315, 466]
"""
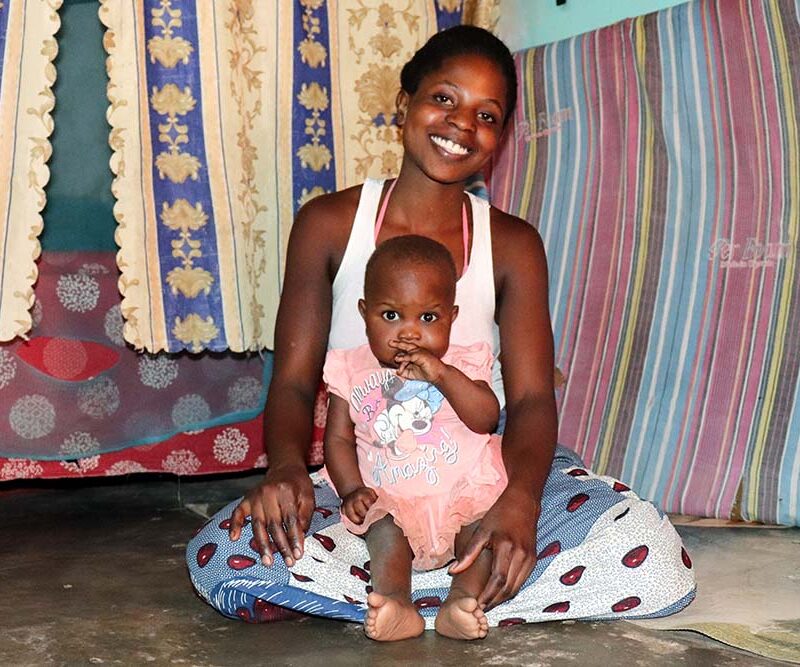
[434, 595, 488, 640]
[364, 592, 425, 641]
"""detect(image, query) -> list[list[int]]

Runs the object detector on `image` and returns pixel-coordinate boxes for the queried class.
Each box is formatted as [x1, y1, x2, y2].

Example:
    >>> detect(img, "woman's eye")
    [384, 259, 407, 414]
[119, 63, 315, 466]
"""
[479, 112, 497, 124]
[420, 313, 438, 323]
[382, 311, 398, 321]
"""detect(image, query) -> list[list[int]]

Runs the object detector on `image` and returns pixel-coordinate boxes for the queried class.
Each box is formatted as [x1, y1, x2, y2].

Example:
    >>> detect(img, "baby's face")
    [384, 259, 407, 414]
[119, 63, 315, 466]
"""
[359, 264, 457, 368]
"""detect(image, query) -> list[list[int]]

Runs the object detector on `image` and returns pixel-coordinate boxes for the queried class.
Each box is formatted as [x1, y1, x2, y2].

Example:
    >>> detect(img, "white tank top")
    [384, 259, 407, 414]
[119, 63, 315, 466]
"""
[329, 178, 505, 405]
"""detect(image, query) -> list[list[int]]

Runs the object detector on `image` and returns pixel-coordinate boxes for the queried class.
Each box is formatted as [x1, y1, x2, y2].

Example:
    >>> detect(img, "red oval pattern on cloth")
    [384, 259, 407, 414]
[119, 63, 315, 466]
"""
[314, 506, 333, 518]
[613, 481, 631, 493]
[537, 540, 561, 560]
[236, 607, 253, 622]
[622, 545, 649, 568]
[312, 533, 336, 552]
[559, 565, 585, 586]
[344, 595, 363, 605]
[498, 617, 525, 627]
[414, 596, 442, 609]
[543, 601, 570, 613]
[350, 565, 370, 582]
[16, 336, 119, 381]
[254, 598, 301, 622]
[227, 554, 257, 570]
[218, 518, 232, 530]
[612, 596, 641, 612]
[566, 493, 590, 512]
[290, 572, 313, 582]
[196, 542, 217, 568]
[567, 468, 588, 477]
[682, 547, 693, 568]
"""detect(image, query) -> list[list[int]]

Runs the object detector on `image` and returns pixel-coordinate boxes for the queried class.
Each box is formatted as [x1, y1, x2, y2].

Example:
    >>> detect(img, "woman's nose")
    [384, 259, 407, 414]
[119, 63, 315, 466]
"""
[447, 108, 475, 132]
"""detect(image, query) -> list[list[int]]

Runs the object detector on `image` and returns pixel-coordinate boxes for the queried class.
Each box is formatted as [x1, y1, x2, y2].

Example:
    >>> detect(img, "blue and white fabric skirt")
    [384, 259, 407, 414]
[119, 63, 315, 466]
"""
[186, 446, 696, 627]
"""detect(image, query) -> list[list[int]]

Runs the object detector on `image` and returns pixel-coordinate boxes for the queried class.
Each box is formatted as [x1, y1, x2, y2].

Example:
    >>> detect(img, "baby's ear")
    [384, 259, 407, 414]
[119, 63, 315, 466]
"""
[358, 299, 367, 320]
[451, 305, 459, 321]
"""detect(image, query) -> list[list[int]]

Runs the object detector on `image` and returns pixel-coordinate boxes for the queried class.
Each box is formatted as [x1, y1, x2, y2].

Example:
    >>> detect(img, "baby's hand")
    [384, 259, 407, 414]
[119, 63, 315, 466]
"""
[390, 341, 446, 384]
[341, 486, 378, 525]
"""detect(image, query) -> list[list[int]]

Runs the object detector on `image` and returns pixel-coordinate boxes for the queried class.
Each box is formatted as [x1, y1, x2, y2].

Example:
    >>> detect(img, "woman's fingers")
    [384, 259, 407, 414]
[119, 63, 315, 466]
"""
[288, 486, 314, 559]
[478, 542, 514, 610]
[229, 499, 251, 541]
[448, 528, 490, 574]
[509, 548, 536, 599]
[478, 543, 535, 610]
[228, 469, 315, 568]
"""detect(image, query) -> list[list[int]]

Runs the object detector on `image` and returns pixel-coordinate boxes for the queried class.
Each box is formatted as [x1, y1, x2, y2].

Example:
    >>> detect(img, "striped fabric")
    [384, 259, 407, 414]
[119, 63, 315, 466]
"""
[487, 0, 800, 526]
[0, 0, 61, 341]
[99, 0, 495, 352]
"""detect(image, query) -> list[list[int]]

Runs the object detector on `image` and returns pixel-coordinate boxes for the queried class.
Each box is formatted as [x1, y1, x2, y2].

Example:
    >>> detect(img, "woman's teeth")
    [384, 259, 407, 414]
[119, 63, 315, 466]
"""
[431, 135, 469, 155]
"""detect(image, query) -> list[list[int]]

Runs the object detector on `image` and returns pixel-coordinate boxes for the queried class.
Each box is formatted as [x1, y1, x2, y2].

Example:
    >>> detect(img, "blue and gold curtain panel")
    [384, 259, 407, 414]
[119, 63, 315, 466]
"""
[99, 0, 496, 353]
[0, 0, 61, 342]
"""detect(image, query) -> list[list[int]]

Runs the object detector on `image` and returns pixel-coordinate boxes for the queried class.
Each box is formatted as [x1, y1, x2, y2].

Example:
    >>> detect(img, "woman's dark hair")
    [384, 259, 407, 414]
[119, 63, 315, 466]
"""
[400, 25, 517, 124]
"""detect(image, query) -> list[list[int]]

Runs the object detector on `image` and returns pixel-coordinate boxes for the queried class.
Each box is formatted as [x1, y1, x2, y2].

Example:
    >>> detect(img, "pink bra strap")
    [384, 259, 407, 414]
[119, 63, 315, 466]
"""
[373, 178, 398, 243]
[374, 179, 470, 276]
[461, 197, 469, 273]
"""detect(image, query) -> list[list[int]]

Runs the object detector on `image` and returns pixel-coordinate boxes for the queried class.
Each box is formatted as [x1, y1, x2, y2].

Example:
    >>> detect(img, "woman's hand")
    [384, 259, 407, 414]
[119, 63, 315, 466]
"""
[229, 462, 315, 568]
[448, 485, 540, 610]
[340, 486, 378, 525]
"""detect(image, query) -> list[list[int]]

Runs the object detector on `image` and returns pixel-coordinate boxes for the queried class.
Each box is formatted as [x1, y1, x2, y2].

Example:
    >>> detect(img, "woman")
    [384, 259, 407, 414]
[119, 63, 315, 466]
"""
[187, 25, 695, 629]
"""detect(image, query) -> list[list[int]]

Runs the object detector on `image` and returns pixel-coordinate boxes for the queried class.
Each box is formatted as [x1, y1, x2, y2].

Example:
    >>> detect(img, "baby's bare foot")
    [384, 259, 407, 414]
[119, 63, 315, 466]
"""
[434, 595, 488, 640]
[364, 592, 425, 641]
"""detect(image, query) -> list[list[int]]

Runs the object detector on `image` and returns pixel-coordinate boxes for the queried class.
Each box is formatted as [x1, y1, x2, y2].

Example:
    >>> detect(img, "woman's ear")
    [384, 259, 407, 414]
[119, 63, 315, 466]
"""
[395, 90, 409, 127]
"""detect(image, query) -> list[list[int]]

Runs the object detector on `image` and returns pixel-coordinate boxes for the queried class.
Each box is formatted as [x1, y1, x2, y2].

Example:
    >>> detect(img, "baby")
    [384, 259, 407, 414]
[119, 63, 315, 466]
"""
[322, 234, 508, 641]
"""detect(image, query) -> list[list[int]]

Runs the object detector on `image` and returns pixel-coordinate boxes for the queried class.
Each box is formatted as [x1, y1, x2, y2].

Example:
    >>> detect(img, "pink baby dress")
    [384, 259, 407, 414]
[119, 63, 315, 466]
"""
[322, 341, 508, 570]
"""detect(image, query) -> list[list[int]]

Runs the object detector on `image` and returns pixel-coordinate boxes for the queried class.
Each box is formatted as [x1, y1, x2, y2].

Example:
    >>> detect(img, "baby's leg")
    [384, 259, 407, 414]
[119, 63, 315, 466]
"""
[363, 515, 425, 641]
[435, 521, 492, 640]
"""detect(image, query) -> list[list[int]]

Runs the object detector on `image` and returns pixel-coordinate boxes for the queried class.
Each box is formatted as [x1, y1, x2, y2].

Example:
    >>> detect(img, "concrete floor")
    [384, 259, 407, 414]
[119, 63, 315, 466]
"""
[0, 473, 789, 666]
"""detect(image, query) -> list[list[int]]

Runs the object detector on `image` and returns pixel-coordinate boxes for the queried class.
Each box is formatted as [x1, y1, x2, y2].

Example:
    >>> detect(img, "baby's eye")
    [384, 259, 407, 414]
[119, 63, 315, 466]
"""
[433, 93, 453, 106]
[420, 312, 438, 323]
[382, 311, 399, 321]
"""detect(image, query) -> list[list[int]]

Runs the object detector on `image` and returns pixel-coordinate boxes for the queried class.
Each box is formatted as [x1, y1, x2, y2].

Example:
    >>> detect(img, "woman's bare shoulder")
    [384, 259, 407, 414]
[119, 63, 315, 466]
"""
[489, 206, 546, 266]
[295, 184, 363, 229]
[290, 184, 365, 254]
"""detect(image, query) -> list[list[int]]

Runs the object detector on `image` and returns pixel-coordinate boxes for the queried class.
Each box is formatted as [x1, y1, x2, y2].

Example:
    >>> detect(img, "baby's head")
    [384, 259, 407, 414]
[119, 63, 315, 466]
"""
[359, 235, 459, 367]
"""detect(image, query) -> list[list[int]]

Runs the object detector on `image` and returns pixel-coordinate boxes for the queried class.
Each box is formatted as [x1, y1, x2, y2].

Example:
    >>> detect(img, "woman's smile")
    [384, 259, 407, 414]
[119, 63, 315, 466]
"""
[430, 134, 473, 157]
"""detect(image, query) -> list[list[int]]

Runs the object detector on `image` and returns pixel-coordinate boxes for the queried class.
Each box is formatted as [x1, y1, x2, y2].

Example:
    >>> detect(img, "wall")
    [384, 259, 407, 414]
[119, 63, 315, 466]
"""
[496, 0, 691, 51]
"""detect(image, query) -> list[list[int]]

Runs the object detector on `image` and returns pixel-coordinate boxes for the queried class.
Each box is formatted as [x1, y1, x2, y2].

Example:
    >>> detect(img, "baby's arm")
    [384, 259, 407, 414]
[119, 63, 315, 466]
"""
[393, 343, 500, 434]
[323, 394, 377, 524]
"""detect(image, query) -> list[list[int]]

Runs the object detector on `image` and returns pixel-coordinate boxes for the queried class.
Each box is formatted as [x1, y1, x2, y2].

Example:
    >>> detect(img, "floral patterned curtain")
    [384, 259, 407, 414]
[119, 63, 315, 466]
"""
[100, 0, 497, 353]
[0, 0, 61, 342]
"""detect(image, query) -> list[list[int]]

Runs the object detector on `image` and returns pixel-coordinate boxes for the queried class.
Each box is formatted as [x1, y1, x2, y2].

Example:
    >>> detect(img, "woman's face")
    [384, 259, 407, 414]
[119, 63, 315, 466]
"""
[359, 264, 457, 368]
[397, 53, 509, 184]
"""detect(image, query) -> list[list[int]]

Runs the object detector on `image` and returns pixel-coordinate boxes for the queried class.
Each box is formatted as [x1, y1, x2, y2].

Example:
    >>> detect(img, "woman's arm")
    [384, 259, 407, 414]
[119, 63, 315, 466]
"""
[450, 211, 558, 608]
[229, 192, 356, 567]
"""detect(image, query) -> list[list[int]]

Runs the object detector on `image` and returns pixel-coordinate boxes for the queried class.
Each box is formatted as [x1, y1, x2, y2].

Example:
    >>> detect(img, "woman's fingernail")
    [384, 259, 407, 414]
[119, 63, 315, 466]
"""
[293, 547, 302, 560]
[261, 554, 273, 567]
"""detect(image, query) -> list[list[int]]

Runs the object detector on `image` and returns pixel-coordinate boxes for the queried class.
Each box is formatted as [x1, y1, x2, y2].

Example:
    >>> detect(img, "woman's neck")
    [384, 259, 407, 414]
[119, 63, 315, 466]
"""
[387, 163, 467, 232]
